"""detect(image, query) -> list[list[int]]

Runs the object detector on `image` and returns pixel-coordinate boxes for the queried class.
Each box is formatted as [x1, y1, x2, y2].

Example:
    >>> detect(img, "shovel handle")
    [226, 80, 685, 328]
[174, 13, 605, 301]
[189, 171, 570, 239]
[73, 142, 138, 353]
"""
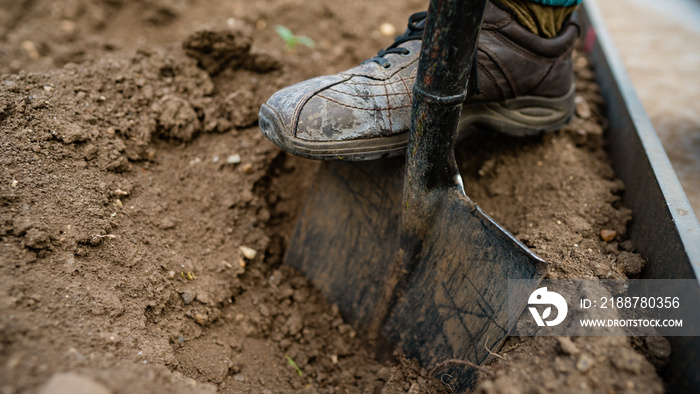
[405, 0, 487, 203]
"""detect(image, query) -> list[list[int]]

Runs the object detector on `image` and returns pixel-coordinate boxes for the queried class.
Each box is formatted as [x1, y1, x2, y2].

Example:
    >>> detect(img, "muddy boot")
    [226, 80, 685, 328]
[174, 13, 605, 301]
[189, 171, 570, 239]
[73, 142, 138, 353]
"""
[259, 1, 580, 161]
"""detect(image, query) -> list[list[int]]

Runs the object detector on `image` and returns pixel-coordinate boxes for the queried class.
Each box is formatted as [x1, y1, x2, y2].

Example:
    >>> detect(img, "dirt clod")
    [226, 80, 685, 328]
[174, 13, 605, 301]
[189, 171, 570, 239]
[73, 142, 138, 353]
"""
[155, 95, 201, 141]
[24, 228, 50, 250]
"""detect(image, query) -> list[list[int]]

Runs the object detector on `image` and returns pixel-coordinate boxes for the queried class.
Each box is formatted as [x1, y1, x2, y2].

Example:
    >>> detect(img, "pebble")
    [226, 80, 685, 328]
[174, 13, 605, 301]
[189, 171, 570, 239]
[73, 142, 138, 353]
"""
[181, 291, 196, 305]
[239, 245, 257, 260]
[60, 20, 76, 34]
[227, 154, 241, 164]
[39, 373, 111, 394]
[576, 353, 594, 372]
[379, 22, 396, 37]
[556, 336, 580, 355]
[21, 40, 40, 60]
[194, 313, 207, 325]
[159, 217, 176, 230]
[575, 96, 592, 119]
[241, 163, 254, 174]
[600, 229, 616, 242]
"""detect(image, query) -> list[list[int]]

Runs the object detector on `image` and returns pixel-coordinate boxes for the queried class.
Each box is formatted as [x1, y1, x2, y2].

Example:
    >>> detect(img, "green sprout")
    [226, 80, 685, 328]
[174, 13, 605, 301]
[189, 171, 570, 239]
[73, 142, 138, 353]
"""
[285, 354, 304, 377]
[275, 25, 315, 51]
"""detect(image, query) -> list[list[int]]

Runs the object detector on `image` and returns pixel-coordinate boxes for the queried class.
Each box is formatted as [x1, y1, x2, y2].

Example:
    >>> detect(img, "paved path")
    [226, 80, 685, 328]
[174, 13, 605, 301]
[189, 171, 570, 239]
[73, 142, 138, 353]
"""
[591, 0, 700, 216]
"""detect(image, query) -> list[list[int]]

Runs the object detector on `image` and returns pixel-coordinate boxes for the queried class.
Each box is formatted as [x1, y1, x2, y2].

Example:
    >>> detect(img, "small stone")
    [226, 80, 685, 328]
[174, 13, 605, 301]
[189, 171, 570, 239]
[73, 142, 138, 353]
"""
[227, 154, 241, 164]
[39, 373, 111, 394]
[379, 22, 396, 37]
[556, 336, 580, 355]
[168, 271, 176, 279]
[575, 96, 592, 119]
[239, 246, 257, 260]
[576, 353, 594, 372]
[181, 291, 196, 305]
[241, 163, 254, 174]
[21, 40, 40, 60]
[159, 217, 176, 230]
[600, 229, 616, 242]
[255, 19, 267, 30]
[60, 20, 76, 34]
[194, 313, 207, 325]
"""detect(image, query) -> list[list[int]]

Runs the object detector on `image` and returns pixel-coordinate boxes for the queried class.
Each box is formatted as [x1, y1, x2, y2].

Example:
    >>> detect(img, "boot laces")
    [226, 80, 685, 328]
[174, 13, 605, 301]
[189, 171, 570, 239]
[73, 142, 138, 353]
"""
[364, 11, 481, 95]
[363, 12, 426, 68]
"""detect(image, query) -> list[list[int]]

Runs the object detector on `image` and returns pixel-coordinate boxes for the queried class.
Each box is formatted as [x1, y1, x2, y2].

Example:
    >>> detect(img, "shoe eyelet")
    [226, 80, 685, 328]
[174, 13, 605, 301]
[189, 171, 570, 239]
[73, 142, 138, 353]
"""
[382, 62, 392, 69]
[401, 49, 412, 57]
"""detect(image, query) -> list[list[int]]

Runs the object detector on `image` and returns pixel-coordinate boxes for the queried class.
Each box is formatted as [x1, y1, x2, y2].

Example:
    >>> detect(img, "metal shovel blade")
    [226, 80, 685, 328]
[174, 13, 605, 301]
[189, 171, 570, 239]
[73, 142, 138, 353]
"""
[285, 158, 546, 391]
[284, 0, 547, 391]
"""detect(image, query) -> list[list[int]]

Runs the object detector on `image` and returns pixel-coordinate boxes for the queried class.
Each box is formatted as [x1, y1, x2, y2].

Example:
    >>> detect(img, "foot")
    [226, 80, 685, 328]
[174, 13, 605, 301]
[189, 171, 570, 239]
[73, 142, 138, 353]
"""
[259, 2, 580, 161]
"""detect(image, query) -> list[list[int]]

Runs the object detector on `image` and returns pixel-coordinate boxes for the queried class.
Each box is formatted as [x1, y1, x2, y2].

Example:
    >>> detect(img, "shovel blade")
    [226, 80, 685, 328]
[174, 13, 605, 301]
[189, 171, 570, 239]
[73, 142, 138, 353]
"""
[285, 159, 546, 391]
[384, 187, 546, 391]
[285, 158, 403, 330]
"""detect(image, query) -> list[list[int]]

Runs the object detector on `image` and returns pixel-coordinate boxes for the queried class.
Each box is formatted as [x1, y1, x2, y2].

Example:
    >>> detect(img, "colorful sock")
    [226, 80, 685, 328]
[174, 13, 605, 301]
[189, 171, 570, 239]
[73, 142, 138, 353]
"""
[494, 0, 580, 38]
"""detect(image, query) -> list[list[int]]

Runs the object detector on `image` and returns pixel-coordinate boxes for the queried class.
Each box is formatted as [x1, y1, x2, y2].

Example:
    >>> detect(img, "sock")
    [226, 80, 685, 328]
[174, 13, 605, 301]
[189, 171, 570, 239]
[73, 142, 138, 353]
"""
[494, 0, 578, 38]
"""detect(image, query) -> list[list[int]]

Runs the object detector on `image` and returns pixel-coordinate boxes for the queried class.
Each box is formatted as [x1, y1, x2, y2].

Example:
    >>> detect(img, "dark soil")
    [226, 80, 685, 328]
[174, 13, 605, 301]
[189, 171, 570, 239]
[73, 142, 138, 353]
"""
[0, 0, 668, 393]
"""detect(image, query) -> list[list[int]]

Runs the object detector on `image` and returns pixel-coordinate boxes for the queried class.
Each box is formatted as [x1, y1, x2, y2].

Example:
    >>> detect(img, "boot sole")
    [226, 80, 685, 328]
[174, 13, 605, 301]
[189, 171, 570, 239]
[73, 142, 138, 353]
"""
[259, 83, 575, 161]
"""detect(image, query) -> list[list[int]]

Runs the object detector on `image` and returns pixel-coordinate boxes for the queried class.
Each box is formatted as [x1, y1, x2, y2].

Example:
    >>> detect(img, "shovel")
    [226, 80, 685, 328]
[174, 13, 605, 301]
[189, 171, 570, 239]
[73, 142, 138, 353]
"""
[284, 0, 546, 391]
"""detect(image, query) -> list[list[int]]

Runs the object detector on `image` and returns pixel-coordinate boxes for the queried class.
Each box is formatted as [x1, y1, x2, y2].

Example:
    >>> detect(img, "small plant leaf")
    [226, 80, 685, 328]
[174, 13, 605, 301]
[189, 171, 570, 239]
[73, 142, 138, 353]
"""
[275, 25, 295, 42]
[285, 354, 304, 377]
[275, 25, 314, 51]
[296, 36, 315, 48]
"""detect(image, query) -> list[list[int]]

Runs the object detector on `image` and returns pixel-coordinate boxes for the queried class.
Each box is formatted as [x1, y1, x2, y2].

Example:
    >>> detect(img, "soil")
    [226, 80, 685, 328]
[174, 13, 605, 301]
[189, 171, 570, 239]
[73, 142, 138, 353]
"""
[0, 0, 670, 393]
